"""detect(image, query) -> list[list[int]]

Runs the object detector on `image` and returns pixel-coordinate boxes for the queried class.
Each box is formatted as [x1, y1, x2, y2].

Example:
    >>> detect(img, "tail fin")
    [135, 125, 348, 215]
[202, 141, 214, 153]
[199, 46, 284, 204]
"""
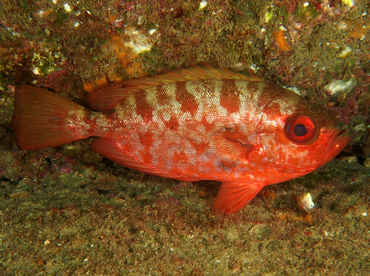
[13, 85, 90, 150]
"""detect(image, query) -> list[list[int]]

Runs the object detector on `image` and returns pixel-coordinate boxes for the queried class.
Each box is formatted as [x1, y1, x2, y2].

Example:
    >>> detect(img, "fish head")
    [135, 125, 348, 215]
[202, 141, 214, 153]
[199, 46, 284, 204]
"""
[258, 94, 353, 176]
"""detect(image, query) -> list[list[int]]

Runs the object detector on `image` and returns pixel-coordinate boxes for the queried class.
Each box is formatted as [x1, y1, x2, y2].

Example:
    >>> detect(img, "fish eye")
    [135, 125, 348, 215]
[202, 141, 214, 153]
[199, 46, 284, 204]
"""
[293, 124, 307, 136]
[285, 114, 316, 144]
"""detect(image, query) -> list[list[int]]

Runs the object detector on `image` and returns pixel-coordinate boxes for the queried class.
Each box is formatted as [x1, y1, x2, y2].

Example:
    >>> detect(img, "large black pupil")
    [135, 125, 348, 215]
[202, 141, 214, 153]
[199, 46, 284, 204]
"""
[293, 124, 307, 136]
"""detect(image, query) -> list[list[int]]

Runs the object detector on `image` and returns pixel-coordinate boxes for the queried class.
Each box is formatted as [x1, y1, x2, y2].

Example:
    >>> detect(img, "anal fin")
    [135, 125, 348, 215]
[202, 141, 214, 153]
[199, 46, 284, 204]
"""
[213, 182, 265, 214]
[92, 138, 188, 180]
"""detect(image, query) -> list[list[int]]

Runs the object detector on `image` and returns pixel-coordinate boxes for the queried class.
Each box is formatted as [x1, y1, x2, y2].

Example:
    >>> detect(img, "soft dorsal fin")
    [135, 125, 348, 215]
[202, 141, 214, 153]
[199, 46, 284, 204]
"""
[87, 64, 261, 111]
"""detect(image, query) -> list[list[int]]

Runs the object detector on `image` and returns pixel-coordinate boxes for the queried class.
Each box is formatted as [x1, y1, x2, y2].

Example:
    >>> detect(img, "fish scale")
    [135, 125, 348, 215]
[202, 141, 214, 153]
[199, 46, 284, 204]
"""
[12, 65, 352, 214]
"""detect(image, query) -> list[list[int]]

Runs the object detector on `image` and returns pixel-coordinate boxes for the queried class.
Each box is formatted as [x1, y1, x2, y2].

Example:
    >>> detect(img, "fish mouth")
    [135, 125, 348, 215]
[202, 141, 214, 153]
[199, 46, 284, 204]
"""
[323, 126, 353, 165]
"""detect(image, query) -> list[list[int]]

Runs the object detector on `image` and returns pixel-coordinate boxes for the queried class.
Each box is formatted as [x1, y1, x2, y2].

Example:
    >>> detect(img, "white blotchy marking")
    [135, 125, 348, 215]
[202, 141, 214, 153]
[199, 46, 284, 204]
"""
[161, 111, 171, 122]
[145, 87, 158, 108]
[95, 114, 110, 127]
[150, 83, 183, 123]
[185, 80, 228, 123]
[115, 94, 145, 125]
[183, 139, 197, 162]
[66, 108, 91, 138]
[165, 83, 182, 115]
[127, 95, 138, 116]
[114, 105, 125, 120]
[149, 138, 162, 167]
[196, 124, 206, 134]
[236, 84, 262, 115]
[127, 132, 145, 162]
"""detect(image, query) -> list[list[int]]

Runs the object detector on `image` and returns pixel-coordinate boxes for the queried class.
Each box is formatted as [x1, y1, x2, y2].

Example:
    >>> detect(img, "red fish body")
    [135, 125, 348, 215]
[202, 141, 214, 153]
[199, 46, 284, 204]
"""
[13, 65, 352, 214]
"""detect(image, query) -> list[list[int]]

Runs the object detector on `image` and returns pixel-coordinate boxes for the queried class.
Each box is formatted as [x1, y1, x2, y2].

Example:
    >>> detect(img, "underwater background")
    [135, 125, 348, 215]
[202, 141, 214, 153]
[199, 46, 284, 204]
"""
[0, 0, 370, 274]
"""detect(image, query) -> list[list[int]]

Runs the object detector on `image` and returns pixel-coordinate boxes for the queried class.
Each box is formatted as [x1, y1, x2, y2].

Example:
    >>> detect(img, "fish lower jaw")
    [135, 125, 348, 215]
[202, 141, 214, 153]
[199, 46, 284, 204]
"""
[326, 129, 352, 158]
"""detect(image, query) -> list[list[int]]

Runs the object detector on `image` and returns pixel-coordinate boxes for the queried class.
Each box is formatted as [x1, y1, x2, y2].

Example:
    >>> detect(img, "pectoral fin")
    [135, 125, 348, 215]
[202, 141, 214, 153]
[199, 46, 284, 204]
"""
[211, 135, 255, 168]
[213, 182, 265, 214]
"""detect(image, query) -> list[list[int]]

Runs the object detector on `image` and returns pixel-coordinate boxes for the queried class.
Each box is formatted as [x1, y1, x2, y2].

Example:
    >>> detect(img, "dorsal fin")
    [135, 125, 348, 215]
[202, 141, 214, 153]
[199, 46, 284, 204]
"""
[87, 64, 261, 111]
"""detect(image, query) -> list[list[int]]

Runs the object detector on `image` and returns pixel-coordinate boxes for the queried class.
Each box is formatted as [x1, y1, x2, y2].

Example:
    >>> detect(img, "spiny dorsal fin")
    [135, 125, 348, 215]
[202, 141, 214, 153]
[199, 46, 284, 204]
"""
[122, 63, 260, 87]
[87, 64, 261, 111]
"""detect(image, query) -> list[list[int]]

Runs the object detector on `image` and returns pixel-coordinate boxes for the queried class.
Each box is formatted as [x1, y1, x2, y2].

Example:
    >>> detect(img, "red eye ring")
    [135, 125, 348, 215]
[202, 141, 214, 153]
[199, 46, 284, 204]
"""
[285, 114, 317, 144]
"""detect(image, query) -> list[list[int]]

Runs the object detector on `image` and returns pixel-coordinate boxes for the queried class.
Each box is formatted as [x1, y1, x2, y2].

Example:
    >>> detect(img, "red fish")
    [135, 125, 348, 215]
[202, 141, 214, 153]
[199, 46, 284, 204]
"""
[13, 65, 352, 214]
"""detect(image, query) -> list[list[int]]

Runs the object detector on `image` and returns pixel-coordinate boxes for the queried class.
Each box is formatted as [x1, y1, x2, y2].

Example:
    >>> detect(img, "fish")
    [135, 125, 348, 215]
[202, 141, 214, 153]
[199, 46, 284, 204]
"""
[12, 65, 352, 214]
